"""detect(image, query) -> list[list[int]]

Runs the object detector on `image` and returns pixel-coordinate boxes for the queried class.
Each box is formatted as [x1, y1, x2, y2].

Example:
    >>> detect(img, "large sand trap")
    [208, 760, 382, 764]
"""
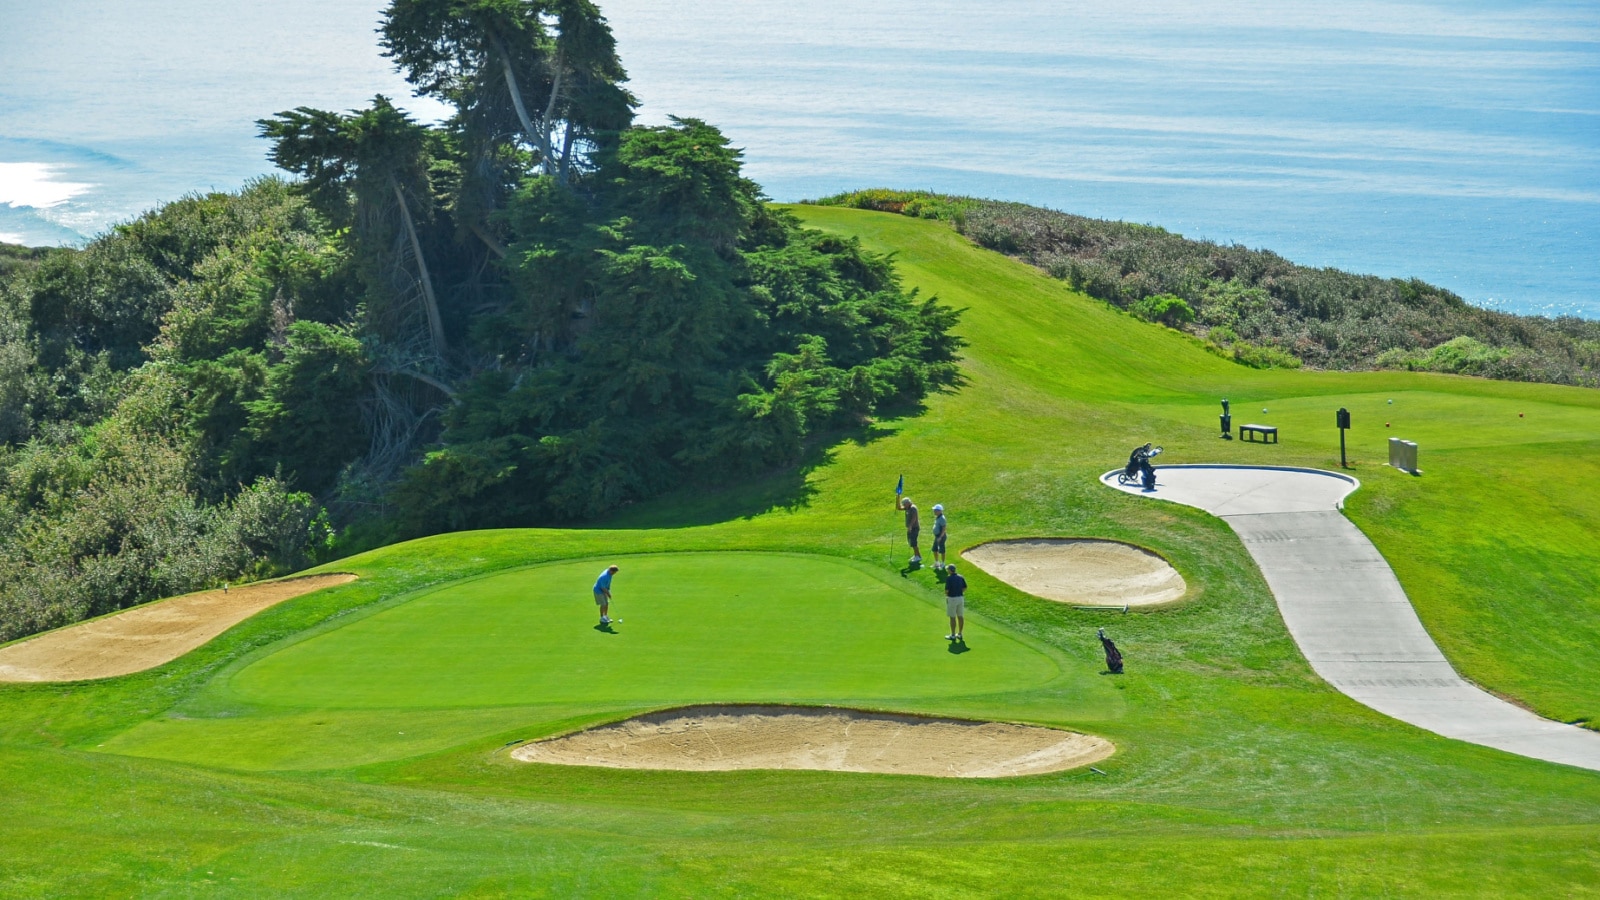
[963, 539, 1185, 607]
[512, 705, 1113, 778]
[0, 574, 357, 682]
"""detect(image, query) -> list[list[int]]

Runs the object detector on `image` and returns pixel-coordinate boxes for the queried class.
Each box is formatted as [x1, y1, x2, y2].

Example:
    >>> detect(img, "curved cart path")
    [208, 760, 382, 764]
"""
[1103, 464, 1600, 772]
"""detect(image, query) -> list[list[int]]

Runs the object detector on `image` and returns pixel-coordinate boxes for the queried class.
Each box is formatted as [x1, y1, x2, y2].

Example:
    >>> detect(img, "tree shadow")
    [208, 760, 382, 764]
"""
[597, 417, 904, 529]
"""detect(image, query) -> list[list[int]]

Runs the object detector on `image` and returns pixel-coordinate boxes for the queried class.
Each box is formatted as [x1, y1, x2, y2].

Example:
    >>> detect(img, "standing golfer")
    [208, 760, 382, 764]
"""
[898, 497, 922, 565]
[943, 564, 967, 642]
[931, 503, 948, 571]
[593, 565, 619, 625]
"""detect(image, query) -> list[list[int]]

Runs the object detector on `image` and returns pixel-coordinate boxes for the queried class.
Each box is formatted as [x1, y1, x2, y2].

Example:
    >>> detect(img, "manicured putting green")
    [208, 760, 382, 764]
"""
[227, 553, 1060, 709]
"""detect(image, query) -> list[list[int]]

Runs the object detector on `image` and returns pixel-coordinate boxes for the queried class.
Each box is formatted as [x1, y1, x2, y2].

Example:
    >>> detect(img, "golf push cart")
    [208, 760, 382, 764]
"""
[1117, 443, 1162, 490]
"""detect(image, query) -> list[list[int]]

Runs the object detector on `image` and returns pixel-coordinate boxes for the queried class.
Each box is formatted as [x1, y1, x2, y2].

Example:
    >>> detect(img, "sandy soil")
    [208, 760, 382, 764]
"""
[512, 705, 1114, 778]
[963, 539, 1185, 607]
[0, 574, 358, 682]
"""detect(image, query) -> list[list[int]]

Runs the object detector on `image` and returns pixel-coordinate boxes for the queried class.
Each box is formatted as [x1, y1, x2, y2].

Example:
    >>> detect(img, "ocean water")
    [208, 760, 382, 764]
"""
[3, 1, 1596, 318]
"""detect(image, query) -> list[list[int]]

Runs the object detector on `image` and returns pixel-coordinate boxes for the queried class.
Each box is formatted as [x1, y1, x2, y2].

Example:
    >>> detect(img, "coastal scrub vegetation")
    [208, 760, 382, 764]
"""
[817, 190, 1600, 384]
[0, 2, 958, 641]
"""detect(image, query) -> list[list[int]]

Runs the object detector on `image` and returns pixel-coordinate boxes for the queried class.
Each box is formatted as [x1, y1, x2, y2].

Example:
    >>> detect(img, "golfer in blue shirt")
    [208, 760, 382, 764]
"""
[593, 565, 619, 625]
[944, 565, 967, 642]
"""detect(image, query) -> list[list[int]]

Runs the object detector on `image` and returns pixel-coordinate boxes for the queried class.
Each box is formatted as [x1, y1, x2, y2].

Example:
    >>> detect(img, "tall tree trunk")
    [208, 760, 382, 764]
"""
[391, 179, 448, 358]
[539, 49, 566, 171]
[391, 367, 458, 399]
[490, 34, 562, 177]
[557, 121, 577, 180]
[470, 223, 508, 259]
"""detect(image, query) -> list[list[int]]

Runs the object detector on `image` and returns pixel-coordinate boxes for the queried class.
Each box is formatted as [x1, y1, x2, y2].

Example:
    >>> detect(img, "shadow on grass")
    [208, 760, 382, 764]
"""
[594, 623, 617, 634]
[598, 416, 909, 530]
[947, 639, 970, 655]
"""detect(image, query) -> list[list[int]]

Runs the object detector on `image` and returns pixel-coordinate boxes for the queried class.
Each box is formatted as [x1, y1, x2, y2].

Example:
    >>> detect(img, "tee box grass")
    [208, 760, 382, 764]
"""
[1, 206, 1597, 896]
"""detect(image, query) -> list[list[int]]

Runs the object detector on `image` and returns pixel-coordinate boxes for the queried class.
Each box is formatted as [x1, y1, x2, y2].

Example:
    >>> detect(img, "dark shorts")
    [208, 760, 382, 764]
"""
[932, 533, 947, 554]
[907, 527, 920, 547]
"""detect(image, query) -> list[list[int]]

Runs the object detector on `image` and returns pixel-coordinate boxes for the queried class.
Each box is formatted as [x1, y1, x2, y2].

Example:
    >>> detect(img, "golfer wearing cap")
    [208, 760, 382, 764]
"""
[593, 565, 619, 625]
[943, 564, 967, 642]
[931, 504, 949, 571]
[898, 497, 922, 565]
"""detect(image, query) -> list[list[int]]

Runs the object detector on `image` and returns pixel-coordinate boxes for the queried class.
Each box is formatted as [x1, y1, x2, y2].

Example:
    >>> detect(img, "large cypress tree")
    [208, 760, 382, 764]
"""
[394, 118, 961, 528]
[250, 1, 962, 533]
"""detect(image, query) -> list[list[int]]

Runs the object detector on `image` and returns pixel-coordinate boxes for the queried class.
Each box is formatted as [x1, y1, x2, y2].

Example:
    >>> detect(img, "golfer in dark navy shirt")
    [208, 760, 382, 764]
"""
[943, 565, 967, 642]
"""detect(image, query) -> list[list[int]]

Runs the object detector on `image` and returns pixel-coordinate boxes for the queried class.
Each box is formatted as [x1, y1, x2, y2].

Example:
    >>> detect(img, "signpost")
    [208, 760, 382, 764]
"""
[1336, 407, 1351, 468]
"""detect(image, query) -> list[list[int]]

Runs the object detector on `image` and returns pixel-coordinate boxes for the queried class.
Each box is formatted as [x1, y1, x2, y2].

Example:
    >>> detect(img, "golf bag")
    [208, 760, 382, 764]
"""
[1125, 443, 1160, 490]
[1098, 628, 1124, 674]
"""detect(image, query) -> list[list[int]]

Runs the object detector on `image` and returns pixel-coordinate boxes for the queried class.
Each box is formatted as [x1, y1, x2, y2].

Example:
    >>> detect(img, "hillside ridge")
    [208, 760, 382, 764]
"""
[813, 190, 1600, 387]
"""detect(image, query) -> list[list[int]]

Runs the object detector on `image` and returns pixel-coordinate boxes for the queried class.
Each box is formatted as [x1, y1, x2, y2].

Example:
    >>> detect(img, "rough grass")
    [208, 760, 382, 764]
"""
[1, 207, 1597, 896]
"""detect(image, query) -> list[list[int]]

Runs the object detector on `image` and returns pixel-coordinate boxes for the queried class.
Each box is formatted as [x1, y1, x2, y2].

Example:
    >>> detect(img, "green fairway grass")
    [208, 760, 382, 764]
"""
[229, 554, 1062, 708]
[3, 205, 1598, 896]
[100, 553, 1101, 770]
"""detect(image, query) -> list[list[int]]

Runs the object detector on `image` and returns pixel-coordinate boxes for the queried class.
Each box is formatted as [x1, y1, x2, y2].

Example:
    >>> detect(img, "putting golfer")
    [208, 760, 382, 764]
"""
[931, 504, 948, 571]
[899, 497, 922, 565]
[593, 565, 619, 626]
[944, 564, 967, 641]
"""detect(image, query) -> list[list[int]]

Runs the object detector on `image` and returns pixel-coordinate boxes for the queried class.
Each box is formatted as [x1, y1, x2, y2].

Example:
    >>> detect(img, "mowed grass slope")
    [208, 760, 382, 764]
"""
[102, 553, 1088, 770]
[1, 207, 1598, 896]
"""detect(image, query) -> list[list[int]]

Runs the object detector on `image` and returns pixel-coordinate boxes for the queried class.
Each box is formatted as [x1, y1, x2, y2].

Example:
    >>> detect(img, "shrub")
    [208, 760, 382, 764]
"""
[1132, 294, 1196, 327]
[811, 189, 978, 224]
[1231, 340, 1303, 370]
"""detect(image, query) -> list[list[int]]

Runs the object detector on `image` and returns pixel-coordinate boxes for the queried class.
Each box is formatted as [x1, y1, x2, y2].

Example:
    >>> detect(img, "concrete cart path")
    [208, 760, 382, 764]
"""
[1103, 464, 1600, 772]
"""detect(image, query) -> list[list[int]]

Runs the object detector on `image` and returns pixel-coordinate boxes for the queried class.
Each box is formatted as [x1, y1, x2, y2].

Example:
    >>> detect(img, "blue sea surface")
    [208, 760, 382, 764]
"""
[3, 0, 1596, 317]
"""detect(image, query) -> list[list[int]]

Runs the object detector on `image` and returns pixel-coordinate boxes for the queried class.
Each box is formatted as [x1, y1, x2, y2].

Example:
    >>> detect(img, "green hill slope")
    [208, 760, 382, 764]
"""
[1, 206, 1598, 896]
[815, 190, 1600, 385]
[785, 205, 1600, 727]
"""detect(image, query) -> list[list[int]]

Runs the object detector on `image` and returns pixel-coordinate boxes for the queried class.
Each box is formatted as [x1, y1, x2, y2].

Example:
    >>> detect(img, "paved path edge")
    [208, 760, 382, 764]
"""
[1100, 464, 1600, 772]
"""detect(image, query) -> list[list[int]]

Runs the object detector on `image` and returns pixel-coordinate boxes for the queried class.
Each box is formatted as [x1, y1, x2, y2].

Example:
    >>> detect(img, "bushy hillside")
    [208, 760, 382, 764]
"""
[0, 184, 338, 641]
[816, 190, 1600, 386]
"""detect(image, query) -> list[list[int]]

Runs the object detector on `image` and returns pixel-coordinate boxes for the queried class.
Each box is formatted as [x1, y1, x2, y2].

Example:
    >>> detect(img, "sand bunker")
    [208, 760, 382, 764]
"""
[512, 705, 1113, 778]
[963, 539, 1185, 607]
[0, 574, 357, 682]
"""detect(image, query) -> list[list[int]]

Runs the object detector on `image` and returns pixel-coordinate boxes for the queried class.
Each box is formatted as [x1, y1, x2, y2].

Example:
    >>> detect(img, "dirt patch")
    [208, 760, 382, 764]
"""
[512, 705, 1113, 778]
[963, 539, 1185, 607]
[0, 574, 358, 682]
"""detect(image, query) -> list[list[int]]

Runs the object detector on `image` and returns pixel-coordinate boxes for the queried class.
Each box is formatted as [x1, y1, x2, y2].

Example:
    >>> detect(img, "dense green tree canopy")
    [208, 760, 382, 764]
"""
[396, 119, 959, 527]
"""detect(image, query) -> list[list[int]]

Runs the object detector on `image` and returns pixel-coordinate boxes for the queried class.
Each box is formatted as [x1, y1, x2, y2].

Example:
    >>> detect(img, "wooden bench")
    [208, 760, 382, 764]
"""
[1240, 424, 1278, 443]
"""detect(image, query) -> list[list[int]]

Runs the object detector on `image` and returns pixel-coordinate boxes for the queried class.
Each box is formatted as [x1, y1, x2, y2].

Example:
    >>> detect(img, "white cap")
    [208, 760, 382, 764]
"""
[933, 504, 944, 511]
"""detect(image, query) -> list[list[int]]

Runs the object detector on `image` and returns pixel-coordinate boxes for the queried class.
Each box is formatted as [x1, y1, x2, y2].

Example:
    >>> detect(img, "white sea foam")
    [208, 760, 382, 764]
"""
[0, 163, 93, 209]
